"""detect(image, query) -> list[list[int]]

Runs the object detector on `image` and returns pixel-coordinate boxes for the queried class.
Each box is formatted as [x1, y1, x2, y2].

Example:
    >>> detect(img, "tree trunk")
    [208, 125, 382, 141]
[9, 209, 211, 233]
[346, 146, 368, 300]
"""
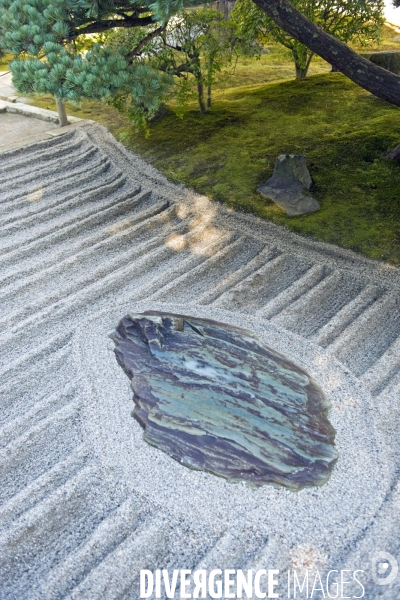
[191, 55, 207, 114]
[385, 143, 400, 160]
[295, 51, 314, 79]
[292, 48, 313, 79]
[197, 80, 207, 114]
[207, 57, 213, 108]
[295, 62, 309, 79]
[55, 97, 69, 127]
[252, 0, 400, 106]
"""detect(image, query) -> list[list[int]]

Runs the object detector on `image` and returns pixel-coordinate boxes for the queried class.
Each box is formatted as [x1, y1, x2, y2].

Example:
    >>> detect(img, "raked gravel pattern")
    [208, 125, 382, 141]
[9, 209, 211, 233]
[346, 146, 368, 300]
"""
[0, 120, 400, 599]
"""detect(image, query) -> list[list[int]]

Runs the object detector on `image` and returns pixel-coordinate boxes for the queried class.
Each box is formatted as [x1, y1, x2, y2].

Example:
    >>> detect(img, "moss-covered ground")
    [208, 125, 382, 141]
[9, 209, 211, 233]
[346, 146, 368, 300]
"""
[0, 53, 13, 71]
[19, 25, 400, 264]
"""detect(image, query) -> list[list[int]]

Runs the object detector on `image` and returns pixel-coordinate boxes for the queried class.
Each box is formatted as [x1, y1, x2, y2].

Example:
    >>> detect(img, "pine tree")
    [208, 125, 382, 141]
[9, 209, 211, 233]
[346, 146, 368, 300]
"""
[0, 0, 172, 126]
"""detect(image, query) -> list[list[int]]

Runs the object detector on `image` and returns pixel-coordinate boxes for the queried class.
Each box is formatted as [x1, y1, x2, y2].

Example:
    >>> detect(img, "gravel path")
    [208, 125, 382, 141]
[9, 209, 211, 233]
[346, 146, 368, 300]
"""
[1, 118, 400, 599]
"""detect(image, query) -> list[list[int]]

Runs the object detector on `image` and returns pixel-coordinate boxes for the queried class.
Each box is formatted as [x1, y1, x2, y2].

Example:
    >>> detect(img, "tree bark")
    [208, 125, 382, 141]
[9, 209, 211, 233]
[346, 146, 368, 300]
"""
[207, 57, 214, 108]
[294, 51, 314, 79]
[295, 63, 309, 78]
[55, 97, 69, 127]
[192, 56, 207, 114]
[385, 143, 400, 160]
[252, 0, 400, 106]
[197, 79, 207, 114]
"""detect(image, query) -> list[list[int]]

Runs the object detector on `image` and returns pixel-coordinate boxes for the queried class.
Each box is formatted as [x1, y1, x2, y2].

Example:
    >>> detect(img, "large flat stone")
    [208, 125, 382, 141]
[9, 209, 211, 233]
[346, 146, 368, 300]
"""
[111, 311, 338, 490]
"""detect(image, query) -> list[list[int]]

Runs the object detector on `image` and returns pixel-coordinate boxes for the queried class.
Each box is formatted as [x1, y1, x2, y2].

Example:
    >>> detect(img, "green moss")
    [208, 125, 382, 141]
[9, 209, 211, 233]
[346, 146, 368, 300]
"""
[120, 74, 400, 265]
[27, 33, 400, 265]
[0, 53, 13, 71]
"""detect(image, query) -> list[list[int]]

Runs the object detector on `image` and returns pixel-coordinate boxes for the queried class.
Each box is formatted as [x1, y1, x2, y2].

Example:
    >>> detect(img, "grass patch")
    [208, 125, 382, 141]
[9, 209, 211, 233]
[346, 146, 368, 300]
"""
[212, 46, 331, 91]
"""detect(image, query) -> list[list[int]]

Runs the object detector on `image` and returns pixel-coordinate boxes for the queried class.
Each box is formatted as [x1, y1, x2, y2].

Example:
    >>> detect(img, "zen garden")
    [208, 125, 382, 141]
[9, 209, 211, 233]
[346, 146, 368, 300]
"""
[1, 0, 400, 598]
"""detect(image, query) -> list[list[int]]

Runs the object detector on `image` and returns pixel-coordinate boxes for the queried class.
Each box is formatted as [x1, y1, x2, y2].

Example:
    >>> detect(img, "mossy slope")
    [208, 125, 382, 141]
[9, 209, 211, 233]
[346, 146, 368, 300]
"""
[27, 67, 400, 265]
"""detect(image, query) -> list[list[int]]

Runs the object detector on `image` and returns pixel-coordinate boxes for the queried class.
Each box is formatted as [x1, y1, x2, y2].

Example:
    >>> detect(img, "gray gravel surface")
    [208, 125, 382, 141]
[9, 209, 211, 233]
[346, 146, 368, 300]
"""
[1, 118, 400, 599]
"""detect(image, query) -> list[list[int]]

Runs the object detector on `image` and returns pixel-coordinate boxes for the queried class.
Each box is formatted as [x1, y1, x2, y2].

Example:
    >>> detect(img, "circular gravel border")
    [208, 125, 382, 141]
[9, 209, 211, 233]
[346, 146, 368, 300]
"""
[73, 300, 393, 568]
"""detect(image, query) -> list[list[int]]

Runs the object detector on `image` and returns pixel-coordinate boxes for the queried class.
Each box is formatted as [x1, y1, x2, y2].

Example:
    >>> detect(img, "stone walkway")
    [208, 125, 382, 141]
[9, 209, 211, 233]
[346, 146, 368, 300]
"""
[0, 71, 33, 104]
[0, 111, 58, 147]
[0, 116, 400, 599]
[0, 73, 82, 149]
[0, 72, 15, 99]
[0, 71, 32, 104]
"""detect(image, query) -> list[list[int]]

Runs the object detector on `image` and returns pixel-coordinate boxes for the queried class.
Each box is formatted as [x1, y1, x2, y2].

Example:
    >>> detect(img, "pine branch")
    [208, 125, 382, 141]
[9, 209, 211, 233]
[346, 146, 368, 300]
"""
[73, 16, 154, 37]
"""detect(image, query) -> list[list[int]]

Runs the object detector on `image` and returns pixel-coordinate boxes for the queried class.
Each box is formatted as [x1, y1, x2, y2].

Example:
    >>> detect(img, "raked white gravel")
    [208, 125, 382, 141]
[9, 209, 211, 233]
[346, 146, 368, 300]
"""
[0, 116, 400, 599]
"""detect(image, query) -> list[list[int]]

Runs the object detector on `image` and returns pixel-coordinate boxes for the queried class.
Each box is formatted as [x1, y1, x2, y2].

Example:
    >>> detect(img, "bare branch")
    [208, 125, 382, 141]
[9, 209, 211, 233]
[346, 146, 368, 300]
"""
[125, 25, 166, 61]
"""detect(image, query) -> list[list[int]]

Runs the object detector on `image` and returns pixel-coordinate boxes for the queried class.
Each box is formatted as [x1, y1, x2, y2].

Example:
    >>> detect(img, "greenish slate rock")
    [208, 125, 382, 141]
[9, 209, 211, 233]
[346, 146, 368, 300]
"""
[111, 312, 338, 490]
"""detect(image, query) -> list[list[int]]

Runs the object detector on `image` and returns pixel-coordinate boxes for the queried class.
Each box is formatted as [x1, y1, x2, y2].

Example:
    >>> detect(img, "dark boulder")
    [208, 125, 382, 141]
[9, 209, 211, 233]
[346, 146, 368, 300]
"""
[257, 154, 319, 216]
[361, 50, 400, 75]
